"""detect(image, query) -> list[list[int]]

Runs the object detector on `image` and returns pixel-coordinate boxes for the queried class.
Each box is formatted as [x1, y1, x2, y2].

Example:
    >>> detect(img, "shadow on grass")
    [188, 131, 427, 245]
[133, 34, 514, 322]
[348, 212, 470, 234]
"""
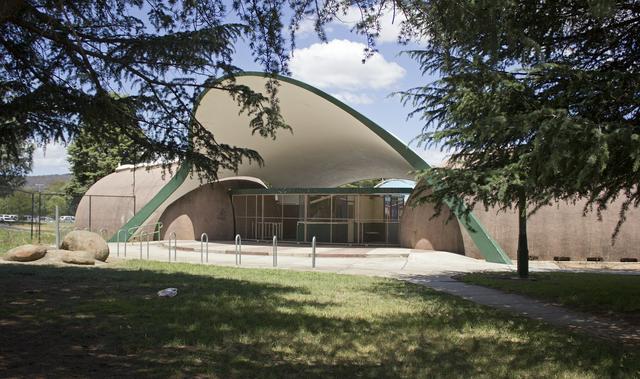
[0, 263, 638, 378]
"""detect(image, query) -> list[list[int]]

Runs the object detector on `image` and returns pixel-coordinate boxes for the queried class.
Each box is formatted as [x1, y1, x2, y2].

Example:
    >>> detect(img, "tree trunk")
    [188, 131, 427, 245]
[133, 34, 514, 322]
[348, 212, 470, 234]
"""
[517, 191, 529, 278]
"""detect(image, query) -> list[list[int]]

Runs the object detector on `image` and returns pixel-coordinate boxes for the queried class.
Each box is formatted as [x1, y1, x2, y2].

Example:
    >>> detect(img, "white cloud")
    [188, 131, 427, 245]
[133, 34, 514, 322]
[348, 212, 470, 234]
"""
[296, 18, 317, 35]
[332, 6, 405, 43]
[31, 142, 70, 175]
[416, 148, 449, 167]
[290, 39, 406, 90]
[330, 92, 374, 105]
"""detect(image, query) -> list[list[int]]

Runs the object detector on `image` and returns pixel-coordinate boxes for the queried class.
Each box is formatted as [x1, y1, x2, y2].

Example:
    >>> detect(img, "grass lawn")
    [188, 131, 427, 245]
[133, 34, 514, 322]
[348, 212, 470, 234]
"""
[461, 272, 640, 317]
[0, 223, 78, 255]
[0, 227, 56, 255]
[0, 261, 638, 378]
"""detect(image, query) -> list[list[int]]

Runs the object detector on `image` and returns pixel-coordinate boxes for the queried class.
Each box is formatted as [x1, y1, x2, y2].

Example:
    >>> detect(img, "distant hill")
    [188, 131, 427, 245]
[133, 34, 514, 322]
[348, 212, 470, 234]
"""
[24, 174, 71, 190]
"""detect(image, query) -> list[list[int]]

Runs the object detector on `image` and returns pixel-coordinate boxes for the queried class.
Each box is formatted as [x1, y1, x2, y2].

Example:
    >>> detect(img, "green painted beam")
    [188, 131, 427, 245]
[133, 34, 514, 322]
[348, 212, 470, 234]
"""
[108, 164, 190, 242]
[230, 187, 413, 195]
[445, 200, 512, 264]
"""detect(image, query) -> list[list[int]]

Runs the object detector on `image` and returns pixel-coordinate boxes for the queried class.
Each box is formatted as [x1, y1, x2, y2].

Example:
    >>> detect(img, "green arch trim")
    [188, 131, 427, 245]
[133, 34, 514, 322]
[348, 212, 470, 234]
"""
[110, 71, 512, 264]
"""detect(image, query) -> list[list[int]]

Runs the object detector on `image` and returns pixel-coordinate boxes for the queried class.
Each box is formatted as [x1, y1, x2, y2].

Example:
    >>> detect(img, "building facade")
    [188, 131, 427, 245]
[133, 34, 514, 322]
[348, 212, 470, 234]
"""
[75, 73, 640, 263]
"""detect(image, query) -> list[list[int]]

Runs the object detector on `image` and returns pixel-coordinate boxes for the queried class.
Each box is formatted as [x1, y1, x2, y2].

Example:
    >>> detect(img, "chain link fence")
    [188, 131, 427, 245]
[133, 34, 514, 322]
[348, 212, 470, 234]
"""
[0, 189, 135, 247]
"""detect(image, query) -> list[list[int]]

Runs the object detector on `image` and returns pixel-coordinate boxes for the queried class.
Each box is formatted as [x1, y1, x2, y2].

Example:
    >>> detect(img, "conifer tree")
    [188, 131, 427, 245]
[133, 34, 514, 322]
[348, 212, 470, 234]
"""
[1, 0, 292, 181]
[393, 0, 640, 277]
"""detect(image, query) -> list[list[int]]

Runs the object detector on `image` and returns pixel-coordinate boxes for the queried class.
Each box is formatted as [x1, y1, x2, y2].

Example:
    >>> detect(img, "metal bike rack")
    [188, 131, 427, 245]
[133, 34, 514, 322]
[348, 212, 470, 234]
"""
[169, 232, 177, 262]
[272, 235, 278, 267]
[116, 229, 127, 257]
[124, 225, 140, 257]
[235, 234, 242, 265]
[115, 222, 162, 258]
[200, 233, 209, 263]
[312, 236, 316, 268]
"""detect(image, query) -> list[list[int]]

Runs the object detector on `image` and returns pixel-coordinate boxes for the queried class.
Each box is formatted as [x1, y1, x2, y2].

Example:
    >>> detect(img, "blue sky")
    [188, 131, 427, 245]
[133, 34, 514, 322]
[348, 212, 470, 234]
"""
[30, 5, 447, 175]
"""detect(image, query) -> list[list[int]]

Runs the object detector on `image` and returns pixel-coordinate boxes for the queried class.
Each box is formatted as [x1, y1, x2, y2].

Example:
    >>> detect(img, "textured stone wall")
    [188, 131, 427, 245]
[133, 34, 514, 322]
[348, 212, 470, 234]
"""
[399, 194, 466, 254]
[158, 183, 235, 241]
[74, 165, 171, 238]
[401, 194, 640, 262]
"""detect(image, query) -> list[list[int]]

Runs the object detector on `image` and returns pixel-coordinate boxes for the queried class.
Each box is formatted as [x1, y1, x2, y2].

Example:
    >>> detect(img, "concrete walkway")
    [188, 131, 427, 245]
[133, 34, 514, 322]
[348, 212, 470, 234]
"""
[108, 240, 638, 344]
[406, 275, 640, 345]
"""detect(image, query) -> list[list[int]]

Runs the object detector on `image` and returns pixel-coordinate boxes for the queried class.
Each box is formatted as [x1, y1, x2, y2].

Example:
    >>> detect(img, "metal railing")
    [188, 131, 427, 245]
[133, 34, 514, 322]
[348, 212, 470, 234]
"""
[115, 222, 163, 258]
[235, 234, 242, 265]
[201, 233, 209, 263]
[116, 229, 127, 257]
[124, 225, 139, 257]
[139, 231, 151, 259]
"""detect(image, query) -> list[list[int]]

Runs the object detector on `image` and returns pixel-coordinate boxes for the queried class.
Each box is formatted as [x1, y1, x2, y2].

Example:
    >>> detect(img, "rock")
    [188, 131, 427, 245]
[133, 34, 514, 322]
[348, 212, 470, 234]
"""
[40, 249, 67, 264]
[62, 250, 95, 266]
[4, 244, 48, 262]
[61, 230, 109, 261]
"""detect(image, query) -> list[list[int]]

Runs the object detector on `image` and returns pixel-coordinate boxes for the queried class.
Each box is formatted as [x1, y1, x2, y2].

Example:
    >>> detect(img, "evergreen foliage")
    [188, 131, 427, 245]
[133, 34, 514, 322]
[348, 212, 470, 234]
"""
[0, 143, 33, 195]
[394, 0, 639, 276]
[65, 115, 142, 197]
[1, 0, 293, 181]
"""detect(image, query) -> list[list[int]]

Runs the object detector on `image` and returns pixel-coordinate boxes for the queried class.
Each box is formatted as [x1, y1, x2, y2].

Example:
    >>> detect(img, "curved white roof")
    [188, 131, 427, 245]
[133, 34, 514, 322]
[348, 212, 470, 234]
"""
[194, 73, 428, 188]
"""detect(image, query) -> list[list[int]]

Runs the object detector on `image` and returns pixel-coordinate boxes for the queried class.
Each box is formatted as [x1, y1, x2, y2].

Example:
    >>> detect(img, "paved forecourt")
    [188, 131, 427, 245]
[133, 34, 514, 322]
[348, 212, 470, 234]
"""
[107, 240, 516, 277]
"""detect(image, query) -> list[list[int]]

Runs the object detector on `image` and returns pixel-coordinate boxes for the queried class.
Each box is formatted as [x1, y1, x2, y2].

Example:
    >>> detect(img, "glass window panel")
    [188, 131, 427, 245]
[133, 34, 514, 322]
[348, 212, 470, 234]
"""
[246, 195, 256, 217]
[308, 195, 331, 220]
[245, 217, 257, 239]
[281, 195, 300, 218]
[332, 195, 354, 220]
[256, 195, 263, 218]
[358, 195, 384, 221]
[263, 195, 281, 219]
[307, 222, 330, 242]
[282, 219, 299, 240]
[331, 222, 349, 243]
[362, 222, 385, 243]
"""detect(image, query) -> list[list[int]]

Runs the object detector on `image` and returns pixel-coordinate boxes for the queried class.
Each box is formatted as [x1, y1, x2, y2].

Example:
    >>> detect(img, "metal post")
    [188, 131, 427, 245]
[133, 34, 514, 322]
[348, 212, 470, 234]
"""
[312, 236, 316, 268]
[235, 234, 241, 265]
[30, 192, 34, 240]
[146, 231, 150, 260]
[273, 235, 277, 267]
[88, 195, 92, 232]
[169, 231, 176, 262]
[139, 232, 144, 259]
[37, 192, 42, 243]
[55, 205, 60, 248]
[200, 233, 208, 263]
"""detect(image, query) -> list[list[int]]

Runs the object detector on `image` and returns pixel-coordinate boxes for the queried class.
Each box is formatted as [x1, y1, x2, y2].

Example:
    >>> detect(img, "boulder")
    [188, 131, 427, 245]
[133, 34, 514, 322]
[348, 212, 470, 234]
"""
[61, 230, 109, 261]
[62, 250, 95, 266]
[39, 249, 67, 264]
[4, 244, 48, 262]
